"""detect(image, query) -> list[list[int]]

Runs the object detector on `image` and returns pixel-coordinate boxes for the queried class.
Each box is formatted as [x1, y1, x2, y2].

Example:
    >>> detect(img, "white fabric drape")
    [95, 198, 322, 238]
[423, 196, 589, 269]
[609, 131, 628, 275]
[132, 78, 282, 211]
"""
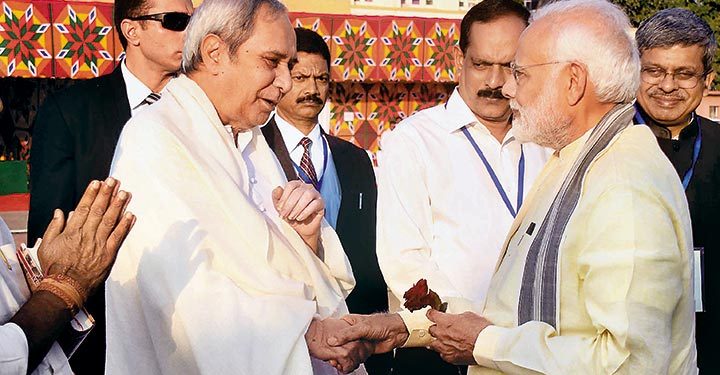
[106, 75, 359, 375]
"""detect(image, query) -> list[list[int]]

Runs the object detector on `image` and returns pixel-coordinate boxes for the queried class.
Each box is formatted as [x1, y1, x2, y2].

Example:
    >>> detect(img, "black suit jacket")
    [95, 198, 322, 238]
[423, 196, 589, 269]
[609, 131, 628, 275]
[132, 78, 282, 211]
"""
[650, 115, 720, 373]
[28, 65, 130, 374]
[262, 117, 391, 374]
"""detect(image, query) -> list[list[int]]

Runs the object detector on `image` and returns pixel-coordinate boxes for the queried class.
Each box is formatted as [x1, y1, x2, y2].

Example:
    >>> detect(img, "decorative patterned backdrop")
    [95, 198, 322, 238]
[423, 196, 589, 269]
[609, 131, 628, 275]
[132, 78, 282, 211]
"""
[330, 82, 454, 162]
[0, 7, 461, 82]
[0, 7, 461, 162]
[291, 12, 459, 83]
[290, 13, 460, 161]
[0, 1, 121, 78]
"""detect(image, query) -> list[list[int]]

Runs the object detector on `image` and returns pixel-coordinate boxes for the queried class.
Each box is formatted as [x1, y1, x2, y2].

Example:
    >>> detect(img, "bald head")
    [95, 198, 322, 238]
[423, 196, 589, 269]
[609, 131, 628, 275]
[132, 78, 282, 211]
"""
[527, 0, 639, 104]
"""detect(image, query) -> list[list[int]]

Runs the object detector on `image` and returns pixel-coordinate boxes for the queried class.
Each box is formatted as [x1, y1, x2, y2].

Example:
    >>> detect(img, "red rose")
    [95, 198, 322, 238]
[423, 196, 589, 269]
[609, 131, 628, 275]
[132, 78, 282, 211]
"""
[403, 279, 447, 312]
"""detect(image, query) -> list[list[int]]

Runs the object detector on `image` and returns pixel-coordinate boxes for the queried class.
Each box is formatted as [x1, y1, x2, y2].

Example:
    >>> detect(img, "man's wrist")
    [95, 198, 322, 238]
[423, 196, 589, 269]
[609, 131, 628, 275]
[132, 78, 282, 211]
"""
[35, 276, 84, 315]
[10, 290, 74, 371]
[389, 313, 410, 345]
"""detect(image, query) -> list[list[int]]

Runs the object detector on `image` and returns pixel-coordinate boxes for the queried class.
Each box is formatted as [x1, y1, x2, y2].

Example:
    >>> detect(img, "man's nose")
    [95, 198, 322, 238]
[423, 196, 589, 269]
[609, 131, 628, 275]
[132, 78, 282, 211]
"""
[486, 64, 507, 90]
[502, 76, 517, 99]
[276, 66, 292, 94]
[307, 78, 320, 95]
[658, 72, 679, 93]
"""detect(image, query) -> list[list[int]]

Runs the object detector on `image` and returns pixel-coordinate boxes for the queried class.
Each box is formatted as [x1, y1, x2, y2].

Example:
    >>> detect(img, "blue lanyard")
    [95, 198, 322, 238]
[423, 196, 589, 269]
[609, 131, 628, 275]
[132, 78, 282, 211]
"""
[293, 135, 329, 190]
[461, 126, 525, 217]
[634, 109, 701, 190]
[682, 121, 702, 190]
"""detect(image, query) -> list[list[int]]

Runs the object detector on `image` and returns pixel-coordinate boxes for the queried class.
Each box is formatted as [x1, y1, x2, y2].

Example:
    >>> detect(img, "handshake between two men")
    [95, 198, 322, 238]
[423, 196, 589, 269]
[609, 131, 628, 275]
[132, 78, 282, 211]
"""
[306, 310, 494, 373]
[270, 181, 496, 374]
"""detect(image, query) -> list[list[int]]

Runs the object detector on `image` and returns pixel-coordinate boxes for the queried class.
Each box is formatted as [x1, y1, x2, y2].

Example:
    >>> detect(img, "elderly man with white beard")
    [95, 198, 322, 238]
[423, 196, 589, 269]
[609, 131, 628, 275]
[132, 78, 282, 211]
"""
[328, 0, 697, 373]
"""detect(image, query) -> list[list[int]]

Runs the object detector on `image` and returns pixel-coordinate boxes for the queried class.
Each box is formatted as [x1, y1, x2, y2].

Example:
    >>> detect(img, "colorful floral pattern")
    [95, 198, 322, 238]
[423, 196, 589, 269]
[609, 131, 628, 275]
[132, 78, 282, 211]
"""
[331, 18, 378, 81]
[378, 19, 423, 81]
[52, 3, 114, 78]
[423, 20, 458, 82]
[0, 1, 51, 77]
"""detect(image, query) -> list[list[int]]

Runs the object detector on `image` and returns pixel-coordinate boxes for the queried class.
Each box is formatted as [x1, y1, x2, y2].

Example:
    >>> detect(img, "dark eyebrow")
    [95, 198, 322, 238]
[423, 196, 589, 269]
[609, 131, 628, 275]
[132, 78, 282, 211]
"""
[470, 58, 492, 65]
[643, 63, 700, 72]
[471, 58, 511, 67]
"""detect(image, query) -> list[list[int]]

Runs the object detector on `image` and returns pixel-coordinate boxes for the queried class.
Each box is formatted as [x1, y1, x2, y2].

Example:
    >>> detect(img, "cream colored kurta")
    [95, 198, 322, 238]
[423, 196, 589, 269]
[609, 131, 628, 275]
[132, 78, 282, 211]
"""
[402, 124, 697, 374]
[106, 75, 359, 375]
[472, 124, 696, 374]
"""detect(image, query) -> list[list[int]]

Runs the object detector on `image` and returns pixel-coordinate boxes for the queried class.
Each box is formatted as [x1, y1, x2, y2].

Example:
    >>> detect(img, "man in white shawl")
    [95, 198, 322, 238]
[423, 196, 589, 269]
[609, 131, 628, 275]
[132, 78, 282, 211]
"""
[105, 0, 372, 373]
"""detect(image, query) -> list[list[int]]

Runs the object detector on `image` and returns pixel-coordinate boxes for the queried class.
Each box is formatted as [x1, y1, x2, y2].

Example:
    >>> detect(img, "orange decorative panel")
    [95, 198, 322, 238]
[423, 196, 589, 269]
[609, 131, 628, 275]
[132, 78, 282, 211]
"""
[52, 3, 115, 79]
[0, 1, 52, 77]
[378, 19, 423, 81]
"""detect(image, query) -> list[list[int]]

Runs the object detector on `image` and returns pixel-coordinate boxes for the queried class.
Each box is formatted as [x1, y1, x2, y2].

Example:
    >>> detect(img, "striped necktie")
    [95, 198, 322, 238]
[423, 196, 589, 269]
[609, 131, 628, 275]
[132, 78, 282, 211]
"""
[299, 137, 319, 188]
[134, 92, 161, 109]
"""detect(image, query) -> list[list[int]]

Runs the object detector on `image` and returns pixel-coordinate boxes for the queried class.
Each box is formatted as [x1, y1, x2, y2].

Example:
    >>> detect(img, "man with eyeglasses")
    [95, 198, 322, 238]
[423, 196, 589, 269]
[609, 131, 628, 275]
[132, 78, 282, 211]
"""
[635, 8, 719, 373]
[28, 0, 192, 372]
[329, 1, 696, 373]
[374, 1, 548, 373]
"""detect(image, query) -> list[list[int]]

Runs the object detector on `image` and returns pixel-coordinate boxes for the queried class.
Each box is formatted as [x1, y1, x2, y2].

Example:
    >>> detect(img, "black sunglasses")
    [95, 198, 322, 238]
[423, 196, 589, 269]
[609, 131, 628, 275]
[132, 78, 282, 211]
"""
[129, 12, 191, 32]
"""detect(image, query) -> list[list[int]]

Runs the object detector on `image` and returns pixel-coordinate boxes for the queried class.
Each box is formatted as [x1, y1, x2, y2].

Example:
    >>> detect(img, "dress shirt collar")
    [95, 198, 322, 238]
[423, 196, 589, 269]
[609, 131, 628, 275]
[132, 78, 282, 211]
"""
[645, 113, 697, 141]
[441, 88, 483, 133]
[223, 125, 252, 151]
[121, 60, 153, 110]
[441, 88, 517, 145]
[274, 114, 323, 152]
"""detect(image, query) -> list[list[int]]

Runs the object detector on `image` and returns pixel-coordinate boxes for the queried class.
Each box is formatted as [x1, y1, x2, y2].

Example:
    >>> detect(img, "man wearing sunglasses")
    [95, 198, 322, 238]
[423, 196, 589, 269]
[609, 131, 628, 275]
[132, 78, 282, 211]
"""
[635, 9, 719, 373]
[28, 0, 192, 372]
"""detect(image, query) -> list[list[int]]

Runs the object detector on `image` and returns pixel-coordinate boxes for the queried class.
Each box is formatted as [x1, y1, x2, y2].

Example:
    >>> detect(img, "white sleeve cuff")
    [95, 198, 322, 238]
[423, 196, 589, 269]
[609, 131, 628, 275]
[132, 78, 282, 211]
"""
[397, 307, 433, 347]
[0, 322, 29, 374]
[472, 324, 507, 370]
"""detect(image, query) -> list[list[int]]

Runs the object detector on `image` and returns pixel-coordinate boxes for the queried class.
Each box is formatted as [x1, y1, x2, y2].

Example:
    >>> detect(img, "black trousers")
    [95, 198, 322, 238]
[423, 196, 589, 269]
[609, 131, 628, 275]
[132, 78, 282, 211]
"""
[392, 348, 468, 375]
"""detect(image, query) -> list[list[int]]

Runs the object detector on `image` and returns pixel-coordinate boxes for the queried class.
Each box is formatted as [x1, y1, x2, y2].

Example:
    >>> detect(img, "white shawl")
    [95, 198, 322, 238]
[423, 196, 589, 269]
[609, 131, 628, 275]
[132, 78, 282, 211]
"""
[106, 75, 358, 374]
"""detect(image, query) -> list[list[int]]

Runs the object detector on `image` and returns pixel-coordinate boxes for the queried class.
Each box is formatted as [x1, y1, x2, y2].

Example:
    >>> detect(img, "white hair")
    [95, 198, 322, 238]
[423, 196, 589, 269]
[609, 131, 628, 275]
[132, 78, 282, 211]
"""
[181, 0, 287, 73]
[532, 0, 640, 104]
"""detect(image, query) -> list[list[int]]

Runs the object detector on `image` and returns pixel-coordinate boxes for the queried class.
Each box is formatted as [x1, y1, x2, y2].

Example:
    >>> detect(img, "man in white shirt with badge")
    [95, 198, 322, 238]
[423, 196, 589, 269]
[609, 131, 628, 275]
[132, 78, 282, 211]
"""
[376, 0, 548, 373]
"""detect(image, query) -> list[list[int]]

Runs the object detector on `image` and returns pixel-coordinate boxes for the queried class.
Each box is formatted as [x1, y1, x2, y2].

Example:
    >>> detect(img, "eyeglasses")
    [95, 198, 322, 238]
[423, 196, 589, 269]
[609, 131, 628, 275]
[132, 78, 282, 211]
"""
[510, 61, 570, 82]
[640, 67, 707, 89]
[128, 12, 191, 32]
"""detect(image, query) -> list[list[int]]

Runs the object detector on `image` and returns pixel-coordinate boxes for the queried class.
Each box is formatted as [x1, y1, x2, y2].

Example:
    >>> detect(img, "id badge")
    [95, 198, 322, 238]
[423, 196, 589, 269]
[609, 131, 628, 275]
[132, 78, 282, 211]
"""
[693, 247, 704, 313]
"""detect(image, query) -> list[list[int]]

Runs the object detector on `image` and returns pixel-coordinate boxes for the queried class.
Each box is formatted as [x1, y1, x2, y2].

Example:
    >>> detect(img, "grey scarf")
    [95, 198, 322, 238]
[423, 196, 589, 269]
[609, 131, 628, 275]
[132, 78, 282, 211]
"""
[518, 102, 636, 329]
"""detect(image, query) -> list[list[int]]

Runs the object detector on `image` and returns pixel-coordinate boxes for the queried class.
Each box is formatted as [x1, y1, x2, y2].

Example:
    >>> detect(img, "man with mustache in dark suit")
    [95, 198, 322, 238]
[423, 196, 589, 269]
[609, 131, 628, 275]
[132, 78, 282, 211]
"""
[261, 27, 392, 375]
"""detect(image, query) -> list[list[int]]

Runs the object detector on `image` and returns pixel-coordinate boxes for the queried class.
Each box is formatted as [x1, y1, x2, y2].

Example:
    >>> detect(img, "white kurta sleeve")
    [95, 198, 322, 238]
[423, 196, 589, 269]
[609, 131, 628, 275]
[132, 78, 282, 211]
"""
[472, 182, 693, 374]
[377, 129, 470, 308]
[0, 322, 29, 374]
[106, 119, 323, 375]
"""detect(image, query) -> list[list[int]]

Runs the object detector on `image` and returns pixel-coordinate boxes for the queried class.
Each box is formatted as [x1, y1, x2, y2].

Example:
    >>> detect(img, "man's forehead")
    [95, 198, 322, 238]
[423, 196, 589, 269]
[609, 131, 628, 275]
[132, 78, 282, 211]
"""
[641, 44, 705, 67]
[247, 19, 295, 58]
[465, 17, 524, 62]
[146, 0, 192, 12]
[514, 23, 550, 64]
[292, 53, 329, 71]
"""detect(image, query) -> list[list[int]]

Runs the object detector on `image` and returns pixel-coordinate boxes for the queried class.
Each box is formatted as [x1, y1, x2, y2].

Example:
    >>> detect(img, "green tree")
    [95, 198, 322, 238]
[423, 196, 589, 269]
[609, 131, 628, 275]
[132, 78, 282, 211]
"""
[612, 0, 720, 89]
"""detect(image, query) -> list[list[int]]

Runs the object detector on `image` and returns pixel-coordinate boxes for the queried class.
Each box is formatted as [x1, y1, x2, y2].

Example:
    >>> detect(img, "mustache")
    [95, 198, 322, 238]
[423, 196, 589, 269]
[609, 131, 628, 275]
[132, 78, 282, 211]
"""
[296, 94, 324, 105]
[476, 89, 506, 100]
[648, 88, 685, 101]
